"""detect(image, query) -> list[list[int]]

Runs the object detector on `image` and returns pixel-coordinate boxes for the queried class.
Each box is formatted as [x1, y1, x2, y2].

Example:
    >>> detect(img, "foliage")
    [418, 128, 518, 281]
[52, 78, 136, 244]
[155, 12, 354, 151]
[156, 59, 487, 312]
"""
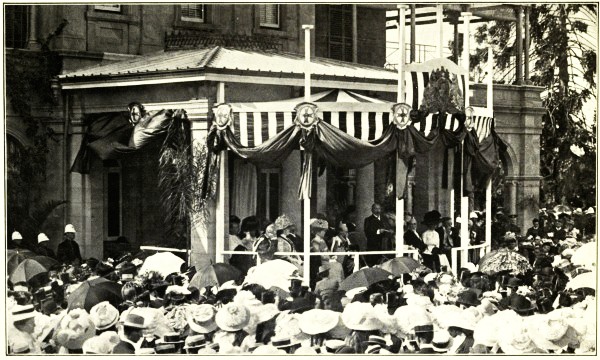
[471, 5, 597, 207]
[6, 20, 68, 233]
[158, 111, 212, 243]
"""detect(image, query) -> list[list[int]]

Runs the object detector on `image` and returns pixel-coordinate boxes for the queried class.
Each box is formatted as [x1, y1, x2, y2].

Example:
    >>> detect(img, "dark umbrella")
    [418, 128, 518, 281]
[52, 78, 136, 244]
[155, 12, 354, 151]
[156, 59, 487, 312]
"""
[10, 258, 51, 284]
[339, 268, 394, 292]
[30, 256, 60, 271]
[67, 277, 123, 312]
[478, 248, 532, 275]
[7, 249, 35, 275]
[189, 263, 242, 290]
[379, 257, 422, 276]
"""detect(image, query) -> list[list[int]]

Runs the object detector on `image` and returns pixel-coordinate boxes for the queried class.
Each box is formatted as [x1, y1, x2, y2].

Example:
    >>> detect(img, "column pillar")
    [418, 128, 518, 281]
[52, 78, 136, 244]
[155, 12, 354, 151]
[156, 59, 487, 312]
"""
[508, 180, 518, 216]
[27, 5, 41, 50]
[406, 179, 415, 216]
[281, 150, 302, 235]
[410, 5, 416, 63]
[352, 5, 358, 63]
[524, 6, 531, 84]
[453, 16, 460, 63]
[189, 117, 215, 270]
[355, 164, 374, 233]
[515, 6, 524, 85]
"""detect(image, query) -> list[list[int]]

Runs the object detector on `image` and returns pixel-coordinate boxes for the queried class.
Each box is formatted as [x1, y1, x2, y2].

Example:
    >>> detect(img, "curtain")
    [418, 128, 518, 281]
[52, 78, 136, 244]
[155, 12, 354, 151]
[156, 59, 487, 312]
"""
[231, 159, 257, 220]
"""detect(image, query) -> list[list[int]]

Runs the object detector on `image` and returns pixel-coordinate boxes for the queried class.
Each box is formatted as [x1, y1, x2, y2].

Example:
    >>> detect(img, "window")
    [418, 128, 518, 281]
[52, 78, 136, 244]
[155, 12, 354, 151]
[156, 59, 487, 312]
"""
[257, 168, 280, 222]
[328, 5, 353, 62]
[180, 4, 206, 23]
[5, 5, 28, 49]
[259, 5, 280, 29]
[104, 161, 122, 238]
[94, 5, 122, 12]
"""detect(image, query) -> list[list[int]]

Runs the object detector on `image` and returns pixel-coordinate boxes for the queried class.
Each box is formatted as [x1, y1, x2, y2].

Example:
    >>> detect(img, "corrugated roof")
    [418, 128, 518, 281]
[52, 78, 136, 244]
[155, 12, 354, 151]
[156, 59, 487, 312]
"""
[58, 46, 397, 82]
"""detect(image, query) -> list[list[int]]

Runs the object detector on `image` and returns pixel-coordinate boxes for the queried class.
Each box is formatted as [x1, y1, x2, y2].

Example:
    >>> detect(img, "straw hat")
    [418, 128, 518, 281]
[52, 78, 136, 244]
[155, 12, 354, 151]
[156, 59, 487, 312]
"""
[525, 313, 576, 351]
[11, 304, 36, 323]
[187, 304, 218, 334]
[55, 308, 96, 350]
[446, 309, 478, 331]
[294, 346, 318, 355]
[215, 302, 250, 332]
[341, 302, 383, 331]
[89, 301, 119, 331]
[82, 333, 118, 354]
[299, 309, 340, 335]
[270, 335, 301, 349]
[393, 304, 432, 335]
[37, 233, 50, 243]
[432, 330, 452, 352]
[252, 344, 286, 355]
[497, 318, 541, 354]
[183, 334, 208, 350]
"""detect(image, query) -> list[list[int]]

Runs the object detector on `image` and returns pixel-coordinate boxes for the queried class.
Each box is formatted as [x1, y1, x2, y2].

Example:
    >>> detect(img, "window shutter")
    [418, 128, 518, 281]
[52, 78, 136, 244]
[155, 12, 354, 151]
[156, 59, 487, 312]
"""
[259, 5, 279, 28]
[181, 4, 205, 22]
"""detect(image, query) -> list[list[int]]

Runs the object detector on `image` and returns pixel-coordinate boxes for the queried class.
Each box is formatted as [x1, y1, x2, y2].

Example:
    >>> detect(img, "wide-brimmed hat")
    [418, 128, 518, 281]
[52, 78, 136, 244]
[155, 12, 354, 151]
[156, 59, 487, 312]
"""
[299, 309, 340, 335]
[473, 314, 499, 347]
[256, 303, 280, 324]
[252, 344, 286, 355]
[456, 289, 481, 307]
[288, 296, 315, 314]
[187, 304, 218, 333]
[506, 277, 523, 289]
[270, 335, 301, 349]
[11, 304, 36, 322]
[155, 343, 180, 354]
[526, 313, 576, 351]
[121, 313, 147, 329]
[432, 330, 452, 352]
[497, 319, 540, 354]
[509, 295, 536, 315]
[158, 332, 184, 345]
[216, 302, 250, 332]
[183, 334, 208, 349]
[422, 210, 442, 226]
[89, 301, 119, 331]
[446, 309, 478, 331]
[309, 218, 329, 230]
[55, 308, 96, 350]
[341, 302, 383, 331]
[82, 332, 119, 354]
[274, 214, 294, 231]
[37, 233, 50, 243]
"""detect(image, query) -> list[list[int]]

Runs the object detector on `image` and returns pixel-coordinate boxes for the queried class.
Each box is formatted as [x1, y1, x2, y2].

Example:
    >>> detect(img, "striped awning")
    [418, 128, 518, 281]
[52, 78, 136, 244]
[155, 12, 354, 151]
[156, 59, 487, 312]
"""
[224, 89, 492, 147]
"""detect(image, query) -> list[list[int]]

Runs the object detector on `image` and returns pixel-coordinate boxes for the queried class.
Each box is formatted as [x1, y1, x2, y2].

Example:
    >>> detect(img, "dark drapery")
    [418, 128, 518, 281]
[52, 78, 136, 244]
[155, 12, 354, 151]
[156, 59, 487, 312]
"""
[202, 110, 470, 201]
[71, 109, 180, 174]
[462, 128, 508, 196]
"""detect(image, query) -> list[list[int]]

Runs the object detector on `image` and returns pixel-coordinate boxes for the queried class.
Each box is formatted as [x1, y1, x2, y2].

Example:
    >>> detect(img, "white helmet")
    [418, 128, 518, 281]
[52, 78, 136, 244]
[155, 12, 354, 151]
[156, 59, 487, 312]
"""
[37, 233, 50, 243]
[11, 231, 23, 240]
[64, 224, 76, 233]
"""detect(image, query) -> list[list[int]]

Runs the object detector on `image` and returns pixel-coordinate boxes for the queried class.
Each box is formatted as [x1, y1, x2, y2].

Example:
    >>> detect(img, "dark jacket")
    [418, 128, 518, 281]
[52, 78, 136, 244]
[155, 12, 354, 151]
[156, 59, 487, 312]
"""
[403, 230, 426, 252]
[56, 239, 82, 265]
[36, 243, 56, 259]
[364, 215, 385, 251]
[455, 335, 475, 354]
[112, 341, 135, 354]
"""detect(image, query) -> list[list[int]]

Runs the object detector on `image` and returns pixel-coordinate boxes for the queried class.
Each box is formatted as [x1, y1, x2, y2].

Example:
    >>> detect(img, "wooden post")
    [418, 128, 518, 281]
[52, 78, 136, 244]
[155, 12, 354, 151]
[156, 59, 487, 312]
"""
[352, 5, 358, 63]
[396, 5, 408, 258]
[302, 24, 314, 281]
[460, 11, 472, 267]
[437, 5, 444, 58]
[524, 6, 531, 83]
[410, 5, 416, 63]
[215, 82, 226, 263]
[485, 46, 494, 255]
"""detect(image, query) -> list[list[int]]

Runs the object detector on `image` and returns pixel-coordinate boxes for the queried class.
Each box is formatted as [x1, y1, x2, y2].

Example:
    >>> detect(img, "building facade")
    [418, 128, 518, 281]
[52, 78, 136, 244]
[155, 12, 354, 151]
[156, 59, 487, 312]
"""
[5, 4, 542, 268]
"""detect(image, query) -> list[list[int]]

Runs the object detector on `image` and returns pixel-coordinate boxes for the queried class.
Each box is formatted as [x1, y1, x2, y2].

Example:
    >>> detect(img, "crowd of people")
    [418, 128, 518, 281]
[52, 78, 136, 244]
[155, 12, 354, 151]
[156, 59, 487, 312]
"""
[5, 203, 597, 355]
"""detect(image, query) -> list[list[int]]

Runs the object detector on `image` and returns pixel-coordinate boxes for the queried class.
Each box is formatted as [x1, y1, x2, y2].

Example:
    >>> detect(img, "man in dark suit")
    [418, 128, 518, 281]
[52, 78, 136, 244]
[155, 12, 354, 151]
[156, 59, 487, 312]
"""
[403, 216, 426, 252]
[414, 325, 436, 353]
[113, 313, 147, 354]
[438, 217, 459, 262]
[56, 224, 82, 265]
[364, 203, 390, 266]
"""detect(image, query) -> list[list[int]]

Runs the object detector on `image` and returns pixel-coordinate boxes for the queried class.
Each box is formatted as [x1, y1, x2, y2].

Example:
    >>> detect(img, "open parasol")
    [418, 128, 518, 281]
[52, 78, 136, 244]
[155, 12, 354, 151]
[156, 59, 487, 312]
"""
[10, 258, 52, 284]
[244, 259, 299, 290]
[339, 267, 394, 291]
[566, 271, 596, 290]
[189, 263, 242, 290]
[571, 242, 597, 269]
[67, 277, 123, 312]
[379, 256, 422, 276]
[139, 251, 185, 278]
[478, 248, 532, 275]
[7, 249, 35, 275]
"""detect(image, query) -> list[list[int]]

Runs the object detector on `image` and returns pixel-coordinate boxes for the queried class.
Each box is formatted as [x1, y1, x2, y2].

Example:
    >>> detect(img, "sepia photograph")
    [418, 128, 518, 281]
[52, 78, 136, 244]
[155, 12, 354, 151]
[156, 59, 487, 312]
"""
[3, 2, 598, 355]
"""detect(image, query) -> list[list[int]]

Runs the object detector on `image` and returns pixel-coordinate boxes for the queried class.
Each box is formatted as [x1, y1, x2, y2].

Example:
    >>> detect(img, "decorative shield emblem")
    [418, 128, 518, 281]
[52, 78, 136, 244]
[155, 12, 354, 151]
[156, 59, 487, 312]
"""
[294, 102, 319, 129]
[128, 102, 145, 126]
[392, 103, 412, 130]
[214, 103, 233, 130]
[464, 106, 475, 131]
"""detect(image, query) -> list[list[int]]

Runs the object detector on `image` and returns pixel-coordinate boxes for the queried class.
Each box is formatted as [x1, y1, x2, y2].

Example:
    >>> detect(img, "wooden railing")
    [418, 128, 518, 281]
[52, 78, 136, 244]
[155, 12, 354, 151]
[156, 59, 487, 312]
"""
[450, 243, 491, 275]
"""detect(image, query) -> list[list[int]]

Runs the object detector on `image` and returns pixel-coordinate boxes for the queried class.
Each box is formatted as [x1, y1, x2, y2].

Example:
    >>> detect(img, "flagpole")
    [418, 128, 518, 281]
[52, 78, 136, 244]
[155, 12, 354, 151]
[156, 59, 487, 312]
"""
[396, 5, 408, 258]
[460, 11, 472, 267]
[302, 24, 313, 282]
